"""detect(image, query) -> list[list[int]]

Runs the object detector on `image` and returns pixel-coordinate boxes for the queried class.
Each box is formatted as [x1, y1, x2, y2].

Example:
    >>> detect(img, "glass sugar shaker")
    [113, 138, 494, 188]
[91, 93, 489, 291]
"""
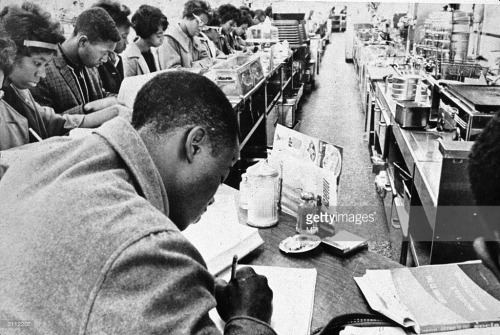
[296, 191, 318, 235]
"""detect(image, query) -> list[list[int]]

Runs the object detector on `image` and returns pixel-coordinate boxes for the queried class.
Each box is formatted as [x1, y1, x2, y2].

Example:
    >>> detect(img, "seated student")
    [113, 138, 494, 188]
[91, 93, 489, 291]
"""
[29, 7, 124, 115]
[468, 112, 500, 281]
[93, 0, 131, 94]
[252, 9, 265, 25]
[217, 4, 241, 55]
[123, 5, 168, 76]
[232, 10, 254, 52]
[157, 0, 212, 70]
[0, 71, 276, 335]
[0, 4, 130, 151]
[199, 15, 226, 61]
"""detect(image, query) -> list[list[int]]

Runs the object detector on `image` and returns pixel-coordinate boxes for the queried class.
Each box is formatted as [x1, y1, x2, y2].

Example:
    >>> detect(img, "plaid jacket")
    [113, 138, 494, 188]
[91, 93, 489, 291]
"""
[30, 46, 113, 115]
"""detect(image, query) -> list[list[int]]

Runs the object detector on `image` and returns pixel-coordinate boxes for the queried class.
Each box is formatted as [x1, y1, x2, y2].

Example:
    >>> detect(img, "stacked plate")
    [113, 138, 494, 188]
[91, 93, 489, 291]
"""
[391, 75, 420, 101]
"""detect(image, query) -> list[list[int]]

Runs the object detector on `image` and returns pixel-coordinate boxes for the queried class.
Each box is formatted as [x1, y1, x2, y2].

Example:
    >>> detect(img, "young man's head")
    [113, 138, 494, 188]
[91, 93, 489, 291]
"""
[469, 111, 500, 280]
[131, 5, 168, 48]
[217, 4, 241, 35]
[132, 72, 239, 230]
[71, 7, 121, 67]
[181, 0, 210, 38]
[252, 9, 265, 25]
[92, 0, 131, 54]
[0, 2, 65, 89]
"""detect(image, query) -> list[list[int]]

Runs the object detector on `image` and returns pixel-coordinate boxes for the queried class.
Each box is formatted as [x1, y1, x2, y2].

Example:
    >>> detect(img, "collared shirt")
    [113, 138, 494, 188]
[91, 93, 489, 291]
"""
[59, 45, 90, 104]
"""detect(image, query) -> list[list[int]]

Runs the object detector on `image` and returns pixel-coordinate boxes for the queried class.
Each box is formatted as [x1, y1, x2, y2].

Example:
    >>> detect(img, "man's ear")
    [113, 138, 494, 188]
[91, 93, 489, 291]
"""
[185, 126, 208, 163]
[77, 35, 89, 48]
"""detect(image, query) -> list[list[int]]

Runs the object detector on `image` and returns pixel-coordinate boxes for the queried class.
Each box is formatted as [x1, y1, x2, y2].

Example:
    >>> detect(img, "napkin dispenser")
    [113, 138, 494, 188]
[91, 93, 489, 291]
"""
[395, 101, 430, 128]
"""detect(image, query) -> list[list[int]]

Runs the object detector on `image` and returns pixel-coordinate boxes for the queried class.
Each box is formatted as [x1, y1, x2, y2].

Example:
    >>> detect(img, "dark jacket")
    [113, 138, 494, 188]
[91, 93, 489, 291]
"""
[30, 45, 112, 115]
[97, 55, 124, 94]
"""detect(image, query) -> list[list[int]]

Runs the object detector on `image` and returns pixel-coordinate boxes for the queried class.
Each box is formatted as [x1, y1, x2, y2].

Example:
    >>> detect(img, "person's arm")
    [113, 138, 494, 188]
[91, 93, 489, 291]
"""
[30, 76, 85, 115]
[80, 104, 132, 126]
[158, 36, 183, 69]
[39, 101, 131, 135]
[83, 96, 119, 113]
[86, 231, 276, 335]
[192, 38, 214, 69]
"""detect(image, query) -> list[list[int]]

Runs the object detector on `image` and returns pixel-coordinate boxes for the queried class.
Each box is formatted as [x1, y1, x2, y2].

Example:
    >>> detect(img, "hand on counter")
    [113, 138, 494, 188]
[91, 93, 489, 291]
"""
[84, 96, 118, 113]
[80, 104, 132, 127]
[215, 266, 273, 324]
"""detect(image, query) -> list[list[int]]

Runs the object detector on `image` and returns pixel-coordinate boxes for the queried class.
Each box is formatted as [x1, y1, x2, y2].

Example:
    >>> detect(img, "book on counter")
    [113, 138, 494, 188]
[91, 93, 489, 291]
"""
[354, 261, 500, 334]
[182, 184, 264, 276]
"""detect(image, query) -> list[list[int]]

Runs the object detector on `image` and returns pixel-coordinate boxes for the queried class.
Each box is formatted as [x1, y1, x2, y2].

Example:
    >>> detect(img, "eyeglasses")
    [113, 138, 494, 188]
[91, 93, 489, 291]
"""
[192, 14, 207, 27]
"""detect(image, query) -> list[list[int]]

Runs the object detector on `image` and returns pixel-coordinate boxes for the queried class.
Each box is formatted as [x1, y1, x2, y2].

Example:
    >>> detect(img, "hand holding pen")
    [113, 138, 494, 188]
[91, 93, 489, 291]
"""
[214, 256, 274, 323]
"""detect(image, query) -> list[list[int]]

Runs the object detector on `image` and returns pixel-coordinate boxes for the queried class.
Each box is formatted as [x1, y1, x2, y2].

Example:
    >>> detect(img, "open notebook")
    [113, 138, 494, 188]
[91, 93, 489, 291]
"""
[182, 184, 264, 275]
[211, 265, 317, 335]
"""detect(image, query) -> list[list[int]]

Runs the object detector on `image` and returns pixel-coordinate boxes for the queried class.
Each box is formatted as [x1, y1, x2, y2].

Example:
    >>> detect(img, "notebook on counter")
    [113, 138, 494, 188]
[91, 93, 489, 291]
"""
[182, 184, 264, 275]
[210, 265, 317, 335]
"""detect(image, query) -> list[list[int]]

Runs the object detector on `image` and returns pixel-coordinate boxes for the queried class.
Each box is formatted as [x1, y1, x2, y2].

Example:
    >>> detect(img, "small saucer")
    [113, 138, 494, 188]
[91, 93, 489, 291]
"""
[279, 234, 321, 254]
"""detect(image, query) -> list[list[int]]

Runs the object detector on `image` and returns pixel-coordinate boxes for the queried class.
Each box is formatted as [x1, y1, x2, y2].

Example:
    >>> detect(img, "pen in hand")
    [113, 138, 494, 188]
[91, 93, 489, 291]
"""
[230, 255, 238, 281]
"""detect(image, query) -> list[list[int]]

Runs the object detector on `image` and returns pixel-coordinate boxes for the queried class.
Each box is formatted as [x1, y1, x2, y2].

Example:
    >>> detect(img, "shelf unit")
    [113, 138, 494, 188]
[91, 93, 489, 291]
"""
[225, 51, 306, 189]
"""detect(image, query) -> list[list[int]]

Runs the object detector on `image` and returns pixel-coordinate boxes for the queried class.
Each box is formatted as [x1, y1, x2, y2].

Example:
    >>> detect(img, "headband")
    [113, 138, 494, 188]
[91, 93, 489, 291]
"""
[23, 40, 58, 51]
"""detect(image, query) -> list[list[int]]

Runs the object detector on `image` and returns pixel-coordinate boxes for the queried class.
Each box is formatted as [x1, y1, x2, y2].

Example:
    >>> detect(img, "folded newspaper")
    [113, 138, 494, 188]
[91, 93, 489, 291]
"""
[354, 261, 500, 334]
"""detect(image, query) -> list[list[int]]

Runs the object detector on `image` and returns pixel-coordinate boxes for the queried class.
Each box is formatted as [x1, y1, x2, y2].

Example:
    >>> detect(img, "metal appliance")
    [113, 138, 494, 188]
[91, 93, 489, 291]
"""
[434, 84, 497, 141]
[395, 101, 431, 128]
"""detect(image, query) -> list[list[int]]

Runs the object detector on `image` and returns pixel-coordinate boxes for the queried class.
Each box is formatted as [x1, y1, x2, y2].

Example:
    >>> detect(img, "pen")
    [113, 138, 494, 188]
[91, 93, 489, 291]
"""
[29, 128, 43, 142]
[230, 255, 238, 281]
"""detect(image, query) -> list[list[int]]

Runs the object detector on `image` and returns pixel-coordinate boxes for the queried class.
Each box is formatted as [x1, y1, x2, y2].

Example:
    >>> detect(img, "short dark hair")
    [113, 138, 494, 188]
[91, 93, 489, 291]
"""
[253, 9, 265, 21]
[0, 2, 65, 59]
[0, 37, 16, 76]
[74, 7, 121, 43]
[207, 11, 220, 26]
[183, 0, 211, 20]
[92, 0, 131, 28]
[131, 5, 168, 39]
[238, 10, 253, 27]
[469, 112, 500, 207]
[132, 72, 238, 156]
[217, 4, 241, 25]
[264, 6, 272, 17]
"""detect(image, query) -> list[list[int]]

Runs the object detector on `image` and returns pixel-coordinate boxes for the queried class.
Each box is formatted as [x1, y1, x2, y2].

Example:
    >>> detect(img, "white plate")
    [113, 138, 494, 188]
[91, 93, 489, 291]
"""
[279, 234, 321, 254]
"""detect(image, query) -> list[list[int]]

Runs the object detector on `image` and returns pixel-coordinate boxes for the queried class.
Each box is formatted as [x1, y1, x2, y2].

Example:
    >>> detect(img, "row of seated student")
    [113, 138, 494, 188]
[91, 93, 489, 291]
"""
[0, 0, 269, 152]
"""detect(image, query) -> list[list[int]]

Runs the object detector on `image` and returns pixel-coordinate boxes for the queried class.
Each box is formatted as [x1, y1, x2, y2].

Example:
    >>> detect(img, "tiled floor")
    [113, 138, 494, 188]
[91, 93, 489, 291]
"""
[296, 32, 403, 262]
